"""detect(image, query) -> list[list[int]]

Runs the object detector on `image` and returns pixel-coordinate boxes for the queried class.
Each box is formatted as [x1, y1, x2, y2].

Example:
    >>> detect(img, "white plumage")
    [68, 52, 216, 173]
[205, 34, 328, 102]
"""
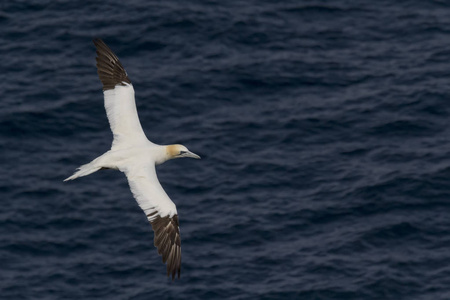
[104, 84, 149, 148]
[124, 164, 177, 219]
[64, 39, 200, 280]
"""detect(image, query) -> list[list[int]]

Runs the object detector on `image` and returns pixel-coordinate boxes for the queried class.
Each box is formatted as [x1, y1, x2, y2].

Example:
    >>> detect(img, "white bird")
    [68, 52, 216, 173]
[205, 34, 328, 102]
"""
[64, 39, 201, 280]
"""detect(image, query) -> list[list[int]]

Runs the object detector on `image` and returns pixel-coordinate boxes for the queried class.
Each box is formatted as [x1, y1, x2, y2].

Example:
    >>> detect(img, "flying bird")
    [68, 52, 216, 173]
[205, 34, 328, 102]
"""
[64, 39, 201, 280]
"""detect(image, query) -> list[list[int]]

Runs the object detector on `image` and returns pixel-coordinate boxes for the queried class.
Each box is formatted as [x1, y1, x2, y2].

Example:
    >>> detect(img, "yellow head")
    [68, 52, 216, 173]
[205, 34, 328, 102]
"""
[166, 144, 201, 160]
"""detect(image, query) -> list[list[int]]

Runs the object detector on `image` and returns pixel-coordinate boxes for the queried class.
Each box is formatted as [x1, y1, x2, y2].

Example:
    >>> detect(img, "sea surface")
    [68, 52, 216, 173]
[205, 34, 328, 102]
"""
[1, 1, 450, 299]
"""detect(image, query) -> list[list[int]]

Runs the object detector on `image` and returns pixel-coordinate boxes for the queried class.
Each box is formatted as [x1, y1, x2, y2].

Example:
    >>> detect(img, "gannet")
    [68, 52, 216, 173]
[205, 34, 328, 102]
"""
[64, 39, 201, 280]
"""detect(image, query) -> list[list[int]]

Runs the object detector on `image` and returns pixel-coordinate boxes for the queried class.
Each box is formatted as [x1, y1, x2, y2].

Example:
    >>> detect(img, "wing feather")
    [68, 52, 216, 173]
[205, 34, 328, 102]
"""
[124, 165, 181, 280]
[93, 38, 131, 90]
[93, 39, 149, 148]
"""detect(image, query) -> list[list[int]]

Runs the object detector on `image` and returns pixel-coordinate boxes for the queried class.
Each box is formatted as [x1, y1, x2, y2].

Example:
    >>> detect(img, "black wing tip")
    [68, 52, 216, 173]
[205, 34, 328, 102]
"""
[92, 38, 114, 59]
[93, 37, 102, 44]
[150, 214, 182, 281]
[92, 38, 131, 91]
[92, 38, 108, 50]
[168, 267, 181, 281]
[167, 258, 181, 281]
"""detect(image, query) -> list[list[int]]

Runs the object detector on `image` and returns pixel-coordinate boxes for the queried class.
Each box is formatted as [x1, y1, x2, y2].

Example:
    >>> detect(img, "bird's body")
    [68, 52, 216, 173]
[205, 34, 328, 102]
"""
[64, 39, 200, 280]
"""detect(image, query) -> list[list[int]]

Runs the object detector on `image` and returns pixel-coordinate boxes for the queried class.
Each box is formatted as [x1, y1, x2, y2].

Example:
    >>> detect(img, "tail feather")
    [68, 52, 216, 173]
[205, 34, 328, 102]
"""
[64, 162, 101, 181]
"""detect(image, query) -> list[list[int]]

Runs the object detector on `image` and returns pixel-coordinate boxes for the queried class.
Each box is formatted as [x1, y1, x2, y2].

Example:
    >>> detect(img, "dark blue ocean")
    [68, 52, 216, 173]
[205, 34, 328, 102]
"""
[1, 1, 450, 299]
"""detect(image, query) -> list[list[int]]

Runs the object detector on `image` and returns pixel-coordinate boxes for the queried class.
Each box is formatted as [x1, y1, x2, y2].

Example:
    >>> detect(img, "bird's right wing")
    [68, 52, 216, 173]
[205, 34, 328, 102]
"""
[122, 164, 181, 280]
[93, 39, 150, 148]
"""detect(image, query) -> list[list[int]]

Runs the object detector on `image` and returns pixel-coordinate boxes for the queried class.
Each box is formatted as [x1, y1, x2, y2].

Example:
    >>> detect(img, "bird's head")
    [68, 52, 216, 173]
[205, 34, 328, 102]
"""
[166, 144, 201, 160]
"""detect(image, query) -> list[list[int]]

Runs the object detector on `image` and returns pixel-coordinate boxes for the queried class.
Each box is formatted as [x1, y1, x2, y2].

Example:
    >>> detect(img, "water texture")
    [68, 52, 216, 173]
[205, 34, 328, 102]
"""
[1, 1, 450, 299]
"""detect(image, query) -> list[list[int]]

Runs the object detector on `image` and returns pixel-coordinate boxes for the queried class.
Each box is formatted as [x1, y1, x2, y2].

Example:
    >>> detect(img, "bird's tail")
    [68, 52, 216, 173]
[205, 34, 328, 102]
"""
[64, 159, 102, 182]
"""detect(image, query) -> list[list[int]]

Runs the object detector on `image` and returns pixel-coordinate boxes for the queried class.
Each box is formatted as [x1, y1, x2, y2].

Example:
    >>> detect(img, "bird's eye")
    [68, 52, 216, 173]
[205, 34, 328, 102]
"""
[179, 151, 187, 155]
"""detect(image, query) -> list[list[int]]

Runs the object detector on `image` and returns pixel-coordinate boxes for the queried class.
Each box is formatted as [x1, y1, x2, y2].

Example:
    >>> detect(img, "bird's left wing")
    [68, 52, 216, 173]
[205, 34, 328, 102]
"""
[122, 164, 181, 280]
[93, 39, 150, 148]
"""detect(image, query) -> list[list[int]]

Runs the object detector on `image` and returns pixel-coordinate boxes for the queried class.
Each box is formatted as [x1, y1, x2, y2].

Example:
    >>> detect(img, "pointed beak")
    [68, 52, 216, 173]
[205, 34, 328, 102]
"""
[184, 151, 201, 159]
